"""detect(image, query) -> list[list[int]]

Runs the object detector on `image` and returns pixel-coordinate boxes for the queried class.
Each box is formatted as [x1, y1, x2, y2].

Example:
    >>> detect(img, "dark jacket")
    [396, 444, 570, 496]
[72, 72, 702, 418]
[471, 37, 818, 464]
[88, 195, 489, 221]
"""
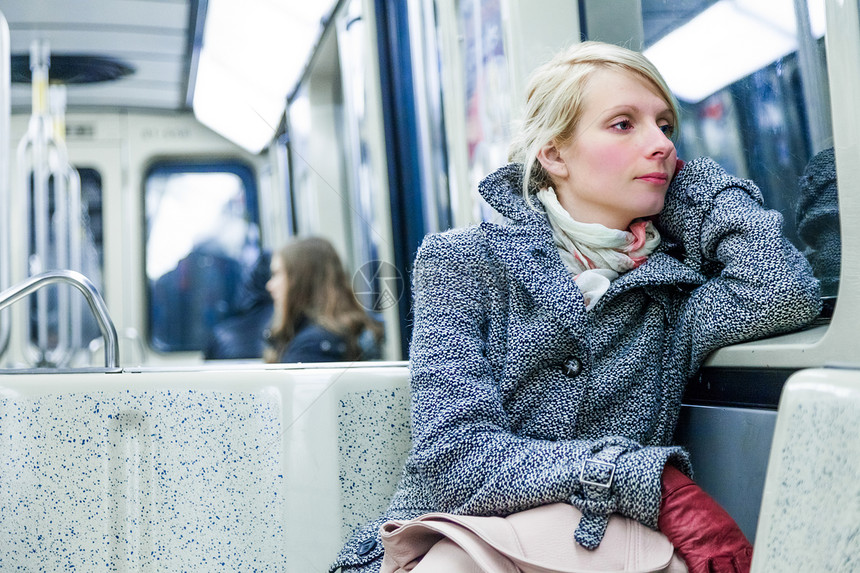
[277, 318, 383, 363]
[204, 251, 273, 360]
[333, 158, 821, 572]
[278, 321, 350, 363]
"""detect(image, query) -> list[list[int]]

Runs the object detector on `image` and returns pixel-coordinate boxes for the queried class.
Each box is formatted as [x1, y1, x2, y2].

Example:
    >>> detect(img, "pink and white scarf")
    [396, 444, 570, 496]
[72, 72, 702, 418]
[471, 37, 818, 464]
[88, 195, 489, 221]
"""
[537, 187, 661, 310]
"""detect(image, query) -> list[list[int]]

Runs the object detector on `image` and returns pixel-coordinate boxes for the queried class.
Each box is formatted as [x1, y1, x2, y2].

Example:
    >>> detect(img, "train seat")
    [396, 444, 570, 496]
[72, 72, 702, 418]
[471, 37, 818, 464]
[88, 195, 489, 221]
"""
[751, 367, 860, 571]
[0, 364, 412, 572]
[2, 365, 855, 572]
[282, 363, 412, 571]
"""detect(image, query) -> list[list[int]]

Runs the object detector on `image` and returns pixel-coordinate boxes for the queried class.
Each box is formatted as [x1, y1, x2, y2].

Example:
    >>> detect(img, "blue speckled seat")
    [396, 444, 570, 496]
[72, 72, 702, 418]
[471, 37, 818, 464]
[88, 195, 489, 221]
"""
[751, 368, 860, 572]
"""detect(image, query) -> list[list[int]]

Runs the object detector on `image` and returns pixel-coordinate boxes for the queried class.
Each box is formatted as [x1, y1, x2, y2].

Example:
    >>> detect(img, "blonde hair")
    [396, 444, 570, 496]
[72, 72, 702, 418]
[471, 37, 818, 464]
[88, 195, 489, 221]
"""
[507, 41, 679, 201]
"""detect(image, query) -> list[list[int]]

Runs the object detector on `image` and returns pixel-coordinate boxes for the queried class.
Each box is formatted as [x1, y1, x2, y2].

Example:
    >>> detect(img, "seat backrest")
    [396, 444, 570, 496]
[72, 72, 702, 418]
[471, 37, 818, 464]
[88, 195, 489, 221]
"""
[751, 367, 860, 572]
[0, 363, 413, 572]
[282, 364, 412, 571]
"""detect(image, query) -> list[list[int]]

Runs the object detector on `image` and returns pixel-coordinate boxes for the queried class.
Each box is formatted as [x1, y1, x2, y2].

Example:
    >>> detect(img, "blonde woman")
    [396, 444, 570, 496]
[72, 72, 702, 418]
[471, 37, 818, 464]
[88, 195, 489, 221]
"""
[333, 42, 820, 573]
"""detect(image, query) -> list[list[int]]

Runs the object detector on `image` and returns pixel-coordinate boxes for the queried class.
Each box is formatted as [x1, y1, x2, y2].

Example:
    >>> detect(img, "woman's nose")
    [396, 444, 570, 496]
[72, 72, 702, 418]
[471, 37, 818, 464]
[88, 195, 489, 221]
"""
[647, 125, 675, 157]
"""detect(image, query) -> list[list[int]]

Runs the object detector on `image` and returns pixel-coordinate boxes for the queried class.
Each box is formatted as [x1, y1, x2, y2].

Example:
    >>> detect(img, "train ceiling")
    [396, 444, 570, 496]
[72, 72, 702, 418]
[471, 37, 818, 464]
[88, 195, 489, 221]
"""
[0, 0, 774, 115]
[4, 0, 200, 114]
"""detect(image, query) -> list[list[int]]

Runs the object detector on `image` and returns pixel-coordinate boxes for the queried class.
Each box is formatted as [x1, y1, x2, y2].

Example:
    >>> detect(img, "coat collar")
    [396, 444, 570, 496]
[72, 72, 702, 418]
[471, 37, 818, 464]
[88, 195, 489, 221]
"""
[477, 163, 547, 225]
[480, 220, 706, 326]
[480, 221, 589, 337]
[478, 163, 590, 335]
[476, 164, 707, 327]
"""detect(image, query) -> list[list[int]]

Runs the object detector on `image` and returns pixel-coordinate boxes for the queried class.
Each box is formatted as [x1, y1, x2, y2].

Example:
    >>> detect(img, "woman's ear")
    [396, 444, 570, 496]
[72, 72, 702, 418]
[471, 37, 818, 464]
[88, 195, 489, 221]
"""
[536, 142, 568, 180]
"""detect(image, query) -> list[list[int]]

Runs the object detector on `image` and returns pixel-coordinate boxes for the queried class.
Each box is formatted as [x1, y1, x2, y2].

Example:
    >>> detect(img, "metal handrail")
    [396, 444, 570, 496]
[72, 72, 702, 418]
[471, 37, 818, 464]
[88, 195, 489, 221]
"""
[0, 270, 120, 369]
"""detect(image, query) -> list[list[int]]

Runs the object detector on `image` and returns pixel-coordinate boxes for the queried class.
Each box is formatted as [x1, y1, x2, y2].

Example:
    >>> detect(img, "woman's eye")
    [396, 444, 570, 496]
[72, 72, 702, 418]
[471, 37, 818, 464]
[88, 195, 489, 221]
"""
[660, 123, 674, 137]
[611, 120, 632, 131]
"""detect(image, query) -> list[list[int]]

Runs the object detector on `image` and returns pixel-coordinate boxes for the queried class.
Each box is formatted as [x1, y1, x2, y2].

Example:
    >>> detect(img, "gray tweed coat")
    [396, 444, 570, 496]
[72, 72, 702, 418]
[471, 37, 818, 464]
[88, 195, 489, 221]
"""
[332, 157, 820, 572]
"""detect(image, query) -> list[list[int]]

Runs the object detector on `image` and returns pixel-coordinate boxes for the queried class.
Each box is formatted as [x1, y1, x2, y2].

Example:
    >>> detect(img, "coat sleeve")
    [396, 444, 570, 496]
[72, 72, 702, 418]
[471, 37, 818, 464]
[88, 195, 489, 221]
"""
[406, 230, 690, 548]
[658, 157, 822, 373]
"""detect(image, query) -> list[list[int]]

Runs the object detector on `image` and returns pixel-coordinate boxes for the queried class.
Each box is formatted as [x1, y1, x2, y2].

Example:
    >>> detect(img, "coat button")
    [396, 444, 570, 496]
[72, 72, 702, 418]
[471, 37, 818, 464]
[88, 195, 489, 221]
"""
[530, 246, 547, 258]
[563, 357, 582, 378]
[357, 537, 377, 556]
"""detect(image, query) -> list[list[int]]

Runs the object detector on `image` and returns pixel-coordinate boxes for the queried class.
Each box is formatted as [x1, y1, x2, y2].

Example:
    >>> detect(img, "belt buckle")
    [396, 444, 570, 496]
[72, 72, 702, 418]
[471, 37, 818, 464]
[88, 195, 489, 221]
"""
[579, 458, 616, 489]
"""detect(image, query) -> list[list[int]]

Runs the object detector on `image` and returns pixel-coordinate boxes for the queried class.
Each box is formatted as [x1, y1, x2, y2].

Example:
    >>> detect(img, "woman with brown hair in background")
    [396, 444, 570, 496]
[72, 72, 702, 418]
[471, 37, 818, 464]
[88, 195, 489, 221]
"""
[264, 236, 383, 363]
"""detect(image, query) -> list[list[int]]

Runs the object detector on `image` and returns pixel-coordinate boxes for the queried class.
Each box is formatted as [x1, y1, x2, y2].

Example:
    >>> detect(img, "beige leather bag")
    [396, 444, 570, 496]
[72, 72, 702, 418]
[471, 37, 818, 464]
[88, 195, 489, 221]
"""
[379, 503, 688, 573]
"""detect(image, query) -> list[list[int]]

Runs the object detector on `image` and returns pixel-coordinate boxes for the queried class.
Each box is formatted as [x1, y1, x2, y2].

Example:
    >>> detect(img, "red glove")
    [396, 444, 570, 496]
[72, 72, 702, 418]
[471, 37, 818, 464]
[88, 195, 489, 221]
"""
[673, 158, 686, 181]
[658, 465, 752, 573]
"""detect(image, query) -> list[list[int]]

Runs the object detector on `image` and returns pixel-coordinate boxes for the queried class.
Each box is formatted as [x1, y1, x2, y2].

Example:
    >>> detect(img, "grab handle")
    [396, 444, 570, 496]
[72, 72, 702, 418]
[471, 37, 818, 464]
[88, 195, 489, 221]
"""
[0, 270, 120, 369]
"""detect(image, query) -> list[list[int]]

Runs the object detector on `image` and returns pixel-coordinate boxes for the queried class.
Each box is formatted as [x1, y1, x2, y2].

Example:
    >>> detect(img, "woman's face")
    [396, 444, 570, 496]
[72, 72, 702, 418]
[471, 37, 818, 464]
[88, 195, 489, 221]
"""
[266, 255, 288, 315]
[550, 68, 677, 230]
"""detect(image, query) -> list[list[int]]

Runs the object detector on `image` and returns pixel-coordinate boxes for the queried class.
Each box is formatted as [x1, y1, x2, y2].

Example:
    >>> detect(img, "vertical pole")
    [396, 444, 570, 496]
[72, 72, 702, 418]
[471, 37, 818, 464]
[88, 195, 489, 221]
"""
[30, 41, 51, 360]
[50, 85, 71, 363]
[794, 0, 832, 154]
[0, 11, 11, 359]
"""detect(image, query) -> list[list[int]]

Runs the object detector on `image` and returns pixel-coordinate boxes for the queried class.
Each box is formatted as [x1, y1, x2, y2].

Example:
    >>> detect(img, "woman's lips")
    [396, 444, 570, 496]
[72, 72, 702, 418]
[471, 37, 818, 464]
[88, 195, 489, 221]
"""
[636, 173, 668, 184]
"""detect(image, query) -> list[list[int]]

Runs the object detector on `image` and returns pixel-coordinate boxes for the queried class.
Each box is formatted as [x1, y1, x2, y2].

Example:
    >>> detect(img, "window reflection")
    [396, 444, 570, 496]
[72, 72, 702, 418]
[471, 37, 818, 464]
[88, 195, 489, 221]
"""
[796, 147, 839, 298]
[638, 0, 839, 300]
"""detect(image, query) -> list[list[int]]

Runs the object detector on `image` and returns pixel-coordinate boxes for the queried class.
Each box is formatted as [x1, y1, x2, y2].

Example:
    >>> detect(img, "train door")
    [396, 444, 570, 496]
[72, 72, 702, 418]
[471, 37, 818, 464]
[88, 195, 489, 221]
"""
[127, 113, 268, 366]
[283, 0, 401, 360]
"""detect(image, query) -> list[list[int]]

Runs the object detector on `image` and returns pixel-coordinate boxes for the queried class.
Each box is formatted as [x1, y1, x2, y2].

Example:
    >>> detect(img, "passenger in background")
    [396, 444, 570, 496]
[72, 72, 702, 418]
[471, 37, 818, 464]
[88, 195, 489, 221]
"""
[263, 237, 383, 363]
[204, 251, 274, 360]
[151, 240, 243, 351]
[334, 42, 820, 573]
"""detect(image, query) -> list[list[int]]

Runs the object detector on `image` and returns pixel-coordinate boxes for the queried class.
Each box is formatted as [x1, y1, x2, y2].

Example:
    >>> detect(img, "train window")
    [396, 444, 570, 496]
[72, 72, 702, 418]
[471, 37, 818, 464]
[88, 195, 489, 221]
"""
[144, 161, 262, 354]
[78, 168, 104, 273]
[413, 0, 515, 227]
[585, 0, 837, 302]
[26, 166, 105, 365]
[336, 1, 393, 311]
[72, 167, 105, 343]
[404, 0, 455, 232]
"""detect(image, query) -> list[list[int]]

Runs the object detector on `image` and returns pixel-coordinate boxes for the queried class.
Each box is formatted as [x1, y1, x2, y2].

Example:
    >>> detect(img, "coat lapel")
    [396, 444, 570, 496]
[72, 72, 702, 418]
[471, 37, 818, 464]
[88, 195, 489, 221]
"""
[481, 221, 588, 338]
[602, 251, 707, 302]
